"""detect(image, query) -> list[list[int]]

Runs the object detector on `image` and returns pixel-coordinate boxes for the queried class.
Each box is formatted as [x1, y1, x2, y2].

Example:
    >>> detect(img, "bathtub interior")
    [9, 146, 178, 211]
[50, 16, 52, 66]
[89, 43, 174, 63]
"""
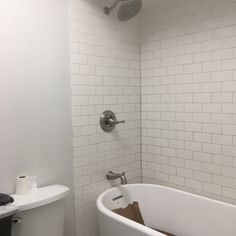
[101, 185, 176, 235]
[101, 184, 236, 236]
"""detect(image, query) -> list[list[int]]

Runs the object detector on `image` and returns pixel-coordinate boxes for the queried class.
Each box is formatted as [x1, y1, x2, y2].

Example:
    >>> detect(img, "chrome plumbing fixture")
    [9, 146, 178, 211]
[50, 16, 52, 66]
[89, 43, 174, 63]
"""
[12, 215, 22, 224]
[106, 171, 127, 185]
[104, 0, 142, 21]
[100, 110, 125, 132]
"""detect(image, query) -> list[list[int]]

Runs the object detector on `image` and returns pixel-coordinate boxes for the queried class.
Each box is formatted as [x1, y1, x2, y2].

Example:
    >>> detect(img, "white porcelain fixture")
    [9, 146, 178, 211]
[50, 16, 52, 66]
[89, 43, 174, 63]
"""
[11, 185, 69, 236]
[0, 204, 18, 219]
[97, 184, 236, 236]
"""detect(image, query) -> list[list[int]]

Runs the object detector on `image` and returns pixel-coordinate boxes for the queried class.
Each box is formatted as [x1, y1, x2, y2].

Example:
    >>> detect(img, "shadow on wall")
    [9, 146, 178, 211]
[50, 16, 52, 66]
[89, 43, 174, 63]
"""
[0, 0, 75, 235]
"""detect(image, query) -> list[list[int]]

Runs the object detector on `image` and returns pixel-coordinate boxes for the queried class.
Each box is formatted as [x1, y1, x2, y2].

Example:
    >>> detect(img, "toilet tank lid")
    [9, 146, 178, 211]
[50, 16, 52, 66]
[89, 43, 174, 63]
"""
[0, 204, 18, 219]
[11, 185, 69, 212]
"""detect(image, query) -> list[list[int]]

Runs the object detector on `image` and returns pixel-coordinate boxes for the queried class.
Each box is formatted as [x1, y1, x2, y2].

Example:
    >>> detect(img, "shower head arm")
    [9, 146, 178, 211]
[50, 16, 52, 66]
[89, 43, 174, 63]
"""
[104, 0, 124, 15]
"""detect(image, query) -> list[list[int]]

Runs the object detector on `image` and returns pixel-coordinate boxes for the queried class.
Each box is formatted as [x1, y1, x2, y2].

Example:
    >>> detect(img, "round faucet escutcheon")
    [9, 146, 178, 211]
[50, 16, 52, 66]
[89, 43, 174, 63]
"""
[100, 111, 125, 132]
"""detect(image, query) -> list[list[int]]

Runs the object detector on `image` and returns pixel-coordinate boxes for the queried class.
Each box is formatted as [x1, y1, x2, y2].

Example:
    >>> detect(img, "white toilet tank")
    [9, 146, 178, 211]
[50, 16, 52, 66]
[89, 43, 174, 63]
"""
[11, 185, 69, 236]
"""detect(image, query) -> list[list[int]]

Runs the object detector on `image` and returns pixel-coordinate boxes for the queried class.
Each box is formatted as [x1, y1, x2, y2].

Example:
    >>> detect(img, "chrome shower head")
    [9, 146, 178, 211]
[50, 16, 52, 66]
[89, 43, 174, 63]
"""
[104, 0, 142, 21]
[118, 0, 142, 21]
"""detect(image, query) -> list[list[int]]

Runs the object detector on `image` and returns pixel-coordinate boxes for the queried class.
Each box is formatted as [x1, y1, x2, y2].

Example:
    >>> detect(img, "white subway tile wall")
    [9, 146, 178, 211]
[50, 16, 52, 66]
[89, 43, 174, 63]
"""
[69, 0, 236, 235]
[141, 0, 236, 204]
[69, 0, 141, 235]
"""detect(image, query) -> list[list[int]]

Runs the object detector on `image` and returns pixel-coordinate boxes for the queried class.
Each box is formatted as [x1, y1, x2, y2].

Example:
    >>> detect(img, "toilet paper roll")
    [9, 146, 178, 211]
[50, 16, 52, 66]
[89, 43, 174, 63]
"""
[15, 176, 37, 195]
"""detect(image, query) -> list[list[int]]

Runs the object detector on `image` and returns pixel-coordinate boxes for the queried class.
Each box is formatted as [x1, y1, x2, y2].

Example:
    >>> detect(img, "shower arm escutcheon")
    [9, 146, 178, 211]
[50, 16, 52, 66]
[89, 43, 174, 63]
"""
[100, 110, 125, 132]
[104, 0, 121, 15]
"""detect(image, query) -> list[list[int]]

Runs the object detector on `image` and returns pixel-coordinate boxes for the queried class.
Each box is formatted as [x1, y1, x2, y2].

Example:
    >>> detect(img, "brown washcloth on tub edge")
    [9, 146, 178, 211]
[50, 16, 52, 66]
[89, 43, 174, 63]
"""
[112, 201, 177, 236]
[112, 201, 145, 225]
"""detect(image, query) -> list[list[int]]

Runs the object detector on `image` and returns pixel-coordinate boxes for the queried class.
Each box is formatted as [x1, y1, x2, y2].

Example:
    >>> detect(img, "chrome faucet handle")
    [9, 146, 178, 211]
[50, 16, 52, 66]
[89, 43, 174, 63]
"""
[100, 110, 125, 132]
[108, 119, 125, 125]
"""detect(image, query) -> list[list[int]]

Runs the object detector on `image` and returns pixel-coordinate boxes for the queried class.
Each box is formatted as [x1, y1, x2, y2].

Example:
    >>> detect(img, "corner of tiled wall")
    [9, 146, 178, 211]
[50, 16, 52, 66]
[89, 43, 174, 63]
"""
[68, 0, 141, 235]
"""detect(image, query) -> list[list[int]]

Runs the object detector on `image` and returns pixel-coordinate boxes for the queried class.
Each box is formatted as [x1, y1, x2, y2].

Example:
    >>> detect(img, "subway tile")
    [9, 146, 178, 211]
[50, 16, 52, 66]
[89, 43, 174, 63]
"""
[72, 2, 236, 234]
[203, 183, 221, 195]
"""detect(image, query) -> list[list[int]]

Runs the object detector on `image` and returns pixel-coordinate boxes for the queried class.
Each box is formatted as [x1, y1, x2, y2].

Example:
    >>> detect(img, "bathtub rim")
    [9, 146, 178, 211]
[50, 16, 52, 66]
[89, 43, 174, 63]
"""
[97, 184, 163, 235]
[97, 183, 236, 236]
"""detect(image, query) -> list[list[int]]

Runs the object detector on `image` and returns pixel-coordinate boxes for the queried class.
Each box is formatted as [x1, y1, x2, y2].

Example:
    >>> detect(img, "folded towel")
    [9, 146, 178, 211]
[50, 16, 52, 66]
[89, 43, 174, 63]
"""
[0, 194, 14, 206]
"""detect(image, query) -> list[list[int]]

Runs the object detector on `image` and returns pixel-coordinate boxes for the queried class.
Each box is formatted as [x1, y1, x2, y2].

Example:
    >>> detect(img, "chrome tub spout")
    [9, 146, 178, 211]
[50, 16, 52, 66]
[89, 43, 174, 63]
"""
[106, 171, 127, 185]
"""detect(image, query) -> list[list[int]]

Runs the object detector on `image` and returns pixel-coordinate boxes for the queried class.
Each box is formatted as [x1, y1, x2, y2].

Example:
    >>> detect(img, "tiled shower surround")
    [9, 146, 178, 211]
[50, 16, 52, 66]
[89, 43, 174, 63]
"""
[141, 0, 236, 204]
[69, 0, 236, 236]
[69, 0, 141, 235]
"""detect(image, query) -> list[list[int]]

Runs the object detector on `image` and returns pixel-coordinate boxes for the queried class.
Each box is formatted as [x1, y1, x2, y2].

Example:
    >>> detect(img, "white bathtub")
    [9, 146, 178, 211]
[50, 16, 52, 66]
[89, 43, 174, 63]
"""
[97, 184, 236, 236]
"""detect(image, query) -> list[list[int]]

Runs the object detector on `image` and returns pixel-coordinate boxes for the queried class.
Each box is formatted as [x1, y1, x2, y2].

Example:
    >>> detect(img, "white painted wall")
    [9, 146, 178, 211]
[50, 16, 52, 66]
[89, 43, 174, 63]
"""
[0, 0, 75, 235]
